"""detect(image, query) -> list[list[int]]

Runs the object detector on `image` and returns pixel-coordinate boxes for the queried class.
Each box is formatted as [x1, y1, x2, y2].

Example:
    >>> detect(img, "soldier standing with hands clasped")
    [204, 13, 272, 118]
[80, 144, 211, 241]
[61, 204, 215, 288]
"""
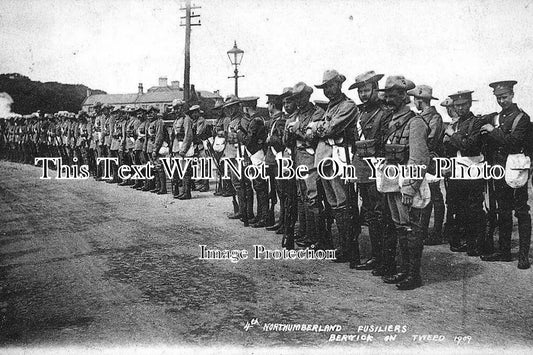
[480, 81, 531, 269]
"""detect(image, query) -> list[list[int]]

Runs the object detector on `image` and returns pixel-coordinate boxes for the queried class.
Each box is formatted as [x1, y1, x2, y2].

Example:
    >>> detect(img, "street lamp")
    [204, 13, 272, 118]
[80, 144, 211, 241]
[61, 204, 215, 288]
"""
[227, 40, 244, 97]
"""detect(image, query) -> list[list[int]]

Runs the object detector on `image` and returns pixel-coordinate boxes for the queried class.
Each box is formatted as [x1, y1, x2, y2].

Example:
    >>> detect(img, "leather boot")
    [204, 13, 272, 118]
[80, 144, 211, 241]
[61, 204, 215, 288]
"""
[198, 179, 210, 192]
[310, 209, 327, 250]
[420, 201, 432, 241]
[251, 194, 269, 228]
[268, 199, 285, 232]
[131, 179, 142, 189]
[332, 208, 351, 263]
[296, 198, 307, 242]
[228, 188, 246, 219]
[297, 209, 317, 247]
[140, 178, 151, 191]
[355, 221, 383, 270]
[482, 212, 512, 261]
[373, 221, 396, 276]
[383, 234, 408, 284]
[397, 235, 423, 290]
[447, 216, 467, 252]
[517, 215, 531, 269]
[150, 170, 161, 192]
[158, 168, 167, 194]
[177, 175, 192, 200]
[282, 225, 295, 250]
[265, 206, 276, 228]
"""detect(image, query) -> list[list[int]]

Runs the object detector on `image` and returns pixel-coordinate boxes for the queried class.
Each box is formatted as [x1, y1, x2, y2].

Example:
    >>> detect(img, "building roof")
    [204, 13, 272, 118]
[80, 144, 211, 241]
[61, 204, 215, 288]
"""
[135, 91, 183, 104]
[83, 94, 140, 106]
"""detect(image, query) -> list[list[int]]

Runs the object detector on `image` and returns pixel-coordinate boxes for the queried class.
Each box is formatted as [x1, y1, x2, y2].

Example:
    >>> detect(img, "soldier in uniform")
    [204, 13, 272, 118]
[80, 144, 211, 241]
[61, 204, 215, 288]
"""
[241, 96, 269, 228]
[77, 111, 90, 167]
[311, 70, 358, 261]
[211, 100, 229, 196]
[109, 108, 123, 183]
[133, 108, 149, 189]
[224, 95, 254, 220]
[264, 92, 288, 229]
[175, 104, 204, 200]
[148, 111, 165, 193]
[347, 71, 392, 272]
[170, 99, 187, 197]
[377, 75, 429, 290]
[408, 85, 446, 245]
[285, 82, 326, 248]
[142, 107, 158, 192]
[439, 97, 462, 246]
[152, 109, 173, 194]
[118, 107, 135, 186]
[279, 88, 299, 246]
[480, 81, 531, 269]
[194, 105, 210, 193]
[443, 90, 486, 256]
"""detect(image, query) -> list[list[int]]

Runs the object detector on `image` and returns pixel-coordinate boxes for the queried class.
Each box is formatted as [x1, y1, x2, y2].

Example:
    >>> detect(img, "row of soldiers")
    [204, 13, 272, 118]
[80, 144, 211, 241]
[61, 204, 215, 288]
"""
[211, 70, 532, 291]
[1, 70, 531, 291]
[0, 103, 214, 198]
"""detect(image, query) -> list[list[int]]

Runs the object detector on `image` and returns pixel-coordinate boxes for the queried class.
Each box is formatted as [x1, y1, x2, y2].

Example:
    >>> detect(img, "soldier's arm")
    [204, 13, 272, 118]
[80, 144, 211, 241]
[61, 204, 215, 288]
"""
[180, 116, 193, 155]
[401, 117, 429, 197]
[154, 119, 165, 152]
[487, 112, 530, 152]
[316, 101, 358, 138]
[448, 117, 483, 152]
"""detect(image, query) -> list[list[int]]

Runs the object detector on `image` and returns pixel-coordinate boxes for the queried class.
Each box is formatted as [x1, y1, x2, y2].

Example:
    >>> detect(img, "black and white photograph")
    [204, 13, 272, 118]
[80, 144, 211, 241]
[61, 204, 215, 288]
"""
[1, 0, 532, 353]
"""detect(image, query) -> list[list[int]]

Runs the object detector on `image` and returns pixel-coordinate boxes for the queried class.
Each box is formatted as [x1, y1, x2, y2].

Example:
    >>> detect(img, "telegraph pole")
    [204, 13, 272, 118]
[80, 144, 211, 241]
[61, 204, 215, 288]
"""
[180, 0, 201, 102]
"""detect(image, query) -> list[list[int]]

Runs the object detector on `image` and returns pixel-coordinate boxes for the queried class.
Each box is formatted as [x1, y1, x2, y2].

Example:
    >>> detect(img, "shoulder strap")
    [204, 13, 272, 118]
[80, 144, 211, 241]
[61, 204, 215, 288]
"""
[360, 107, 381, 132]
[511, 112, 524, 134]
[386, 111, 415, 142]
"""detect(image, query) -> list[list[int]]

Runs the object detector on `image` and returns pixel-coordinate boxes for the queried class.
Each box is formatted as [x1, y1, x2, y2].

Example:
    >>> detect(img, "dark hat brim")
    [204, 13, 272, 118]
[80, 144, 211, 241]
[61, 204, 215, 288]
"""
[348, 74, 384, 90]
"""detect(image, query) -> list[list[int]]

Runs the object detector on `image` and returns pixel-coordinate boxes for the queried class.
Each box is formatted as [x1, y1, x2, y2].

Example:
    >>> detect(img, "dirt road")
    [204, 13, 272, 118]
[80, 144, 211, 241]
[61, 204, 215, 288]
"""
[0, 161, 532, 351]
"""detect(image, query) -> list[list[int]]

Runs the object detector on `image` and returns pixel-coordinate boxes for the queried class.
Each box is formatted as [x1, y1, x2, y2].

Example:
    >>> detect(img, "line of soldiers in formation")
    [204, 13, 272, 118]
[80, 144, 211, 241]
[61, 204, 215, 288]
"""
[1, 70, 532, 290]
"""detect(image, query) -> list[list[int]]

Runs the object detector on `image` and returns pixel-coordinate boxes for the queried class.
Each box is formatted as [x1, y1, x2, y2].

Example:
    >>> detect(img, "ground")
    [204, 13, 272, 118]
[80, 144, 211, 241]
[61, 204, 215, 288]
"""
[0, 160, 532, 352]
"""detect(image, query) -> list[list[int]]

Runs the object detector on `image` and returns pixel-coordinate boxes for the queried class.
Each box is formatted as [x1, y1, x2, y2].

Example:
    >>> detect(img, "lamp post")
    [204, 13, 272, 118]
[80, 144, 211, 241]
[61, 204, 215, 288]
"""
[227, 40, 244, 97]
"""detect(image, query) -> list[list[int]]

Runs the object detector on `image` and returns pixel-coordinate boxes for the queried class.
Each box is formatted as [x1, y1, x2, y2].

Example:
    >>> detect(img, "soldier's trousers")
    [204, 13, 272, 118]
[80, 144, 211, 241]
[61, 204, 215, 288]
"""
[320, 164, 352, 257]
[230, 158, 253, 218]
[420, 181, 445, 237]
[359, 182, 385, 262]
[494, 178, 531, 256]
[252, 172, 269, 222]
[386, 192, 424, 277]
[448, 179, 486, 252]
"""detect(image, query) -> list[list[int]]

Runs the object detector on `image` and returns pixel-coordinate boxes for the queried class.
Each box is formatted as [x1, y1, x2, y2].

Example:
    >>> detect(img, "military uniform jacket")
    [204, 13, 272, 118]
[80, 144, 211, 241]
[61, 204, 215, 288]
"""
[444, 111, 483, 157]
[420, 106, 444, 175]
[124, 117, 138, 151]
[242, 111, 267, 156]
[224, 112, 246, 159]
[386, 104, 429, 197]
[194, 116, 207, 151]
[313, 93, 358, 166]
[288, 103, 324, 169]
[103, 115, 115, 147]
[484, 103, 531, 166]
[77, 122, 89, 148]
[172, 115, 194, 155]
[352, 101, 390, 183]
[110, 117, 123, 151]
[152, 118, 166, 154]
[135, 120, 147, 151]
[265, 111, 286, 166]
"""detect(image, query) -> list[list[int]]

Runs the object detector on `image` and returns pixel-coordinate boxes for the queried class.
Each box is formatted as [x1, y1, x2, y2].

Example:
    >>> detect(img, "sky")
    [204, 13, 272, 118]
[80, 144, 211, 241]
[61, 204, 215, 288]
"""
[1, 0, 533, 116]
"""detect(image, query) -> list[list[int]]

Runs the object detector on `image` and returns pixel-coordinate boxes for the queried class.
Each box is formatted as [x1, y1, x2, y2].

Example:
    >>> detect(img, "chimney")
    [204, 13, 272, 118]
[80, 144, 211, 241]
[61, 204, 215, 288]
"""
[159, 77, 168, 87]
[171, 80, 180, 88]
[86, 88, 92, 97]
[138, 83, 143, 95]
